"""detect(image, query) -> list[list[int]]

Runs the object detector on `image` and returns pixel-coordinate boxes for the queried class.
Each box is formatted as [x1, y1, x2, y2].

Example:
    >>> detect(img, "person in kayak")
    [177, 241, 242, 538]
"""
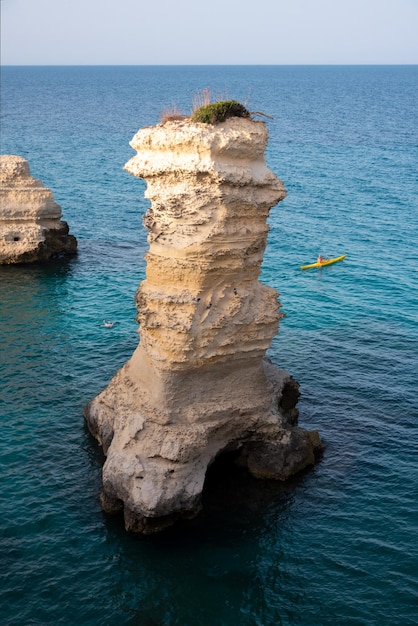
[317, 254, 325, 264]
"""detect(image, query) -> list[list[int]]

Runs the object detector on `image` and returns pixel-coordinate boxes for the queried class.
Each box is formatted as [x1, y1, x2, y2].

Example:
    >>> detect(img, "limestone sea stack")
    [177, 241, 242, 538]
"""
[0, 155, 77, 264]
[84, 115, 321, 533]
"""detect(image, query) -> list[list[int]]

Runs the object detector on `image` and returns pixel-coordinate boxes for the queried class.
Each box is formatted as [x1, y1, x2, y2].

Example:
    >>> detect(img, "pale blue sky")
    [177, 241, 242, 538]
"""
[1, 0, 418, 65]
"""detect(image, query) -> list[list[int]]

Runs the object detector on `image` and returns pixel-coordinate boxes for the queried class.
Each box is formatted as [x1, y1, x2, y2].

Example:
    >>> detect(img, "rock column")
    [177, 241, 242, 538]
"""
[84, 117, 321, 533]
[0, 155, 77, 264]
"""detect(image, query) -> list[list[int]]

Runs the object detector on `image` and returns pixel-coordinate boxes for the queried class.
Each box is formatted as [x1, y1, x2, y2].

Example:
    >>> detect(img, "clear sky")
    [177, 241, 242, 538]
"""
[1, 0, 418, 65]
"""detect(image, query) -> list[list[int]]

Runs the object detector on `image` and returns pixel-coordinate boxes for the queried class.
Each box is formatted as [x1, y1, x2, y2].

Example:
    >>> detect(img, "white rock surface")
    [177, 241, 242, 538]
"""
[0, 155, 77, 264]
[84, 117, 321, 533]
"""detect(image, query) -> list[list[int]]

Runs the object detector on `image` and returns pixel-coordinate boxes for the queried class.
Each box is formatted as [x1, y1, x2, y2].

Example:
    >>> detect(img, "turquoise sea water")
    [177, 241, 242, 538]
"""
[1, 66, 417, 625]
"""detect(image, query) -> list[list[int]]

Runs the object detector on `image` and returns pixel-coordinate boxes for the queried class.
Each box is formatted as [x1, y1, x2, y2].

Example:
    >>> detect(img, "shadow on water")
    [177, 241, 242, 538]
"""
[103, 449, 312, 544]
[0, 255, 76, 283]
[98, 450, 317, 625]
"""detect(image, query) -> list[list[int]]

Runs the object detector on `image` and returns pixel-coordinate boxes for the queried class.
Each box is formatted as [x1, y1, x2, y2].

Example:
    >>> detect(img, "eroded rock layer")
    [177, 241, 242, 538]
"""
[84, 117, 321, 533]
[0, 155, 77, 264]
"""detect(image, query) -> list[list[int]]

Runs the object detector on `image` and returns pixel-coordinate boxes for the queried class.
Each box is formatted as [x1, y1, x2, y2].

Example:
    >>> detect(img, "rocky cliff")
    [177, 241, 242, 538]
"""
[84, 116, 321, 533]
[0, 155, 77, 264]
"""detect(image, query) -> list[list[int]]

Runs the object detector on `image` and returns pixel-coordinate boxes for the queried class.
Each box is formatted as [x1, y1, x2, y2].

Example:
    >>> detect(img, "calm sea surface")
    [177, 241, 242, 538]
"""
[1, 66, 417, 625]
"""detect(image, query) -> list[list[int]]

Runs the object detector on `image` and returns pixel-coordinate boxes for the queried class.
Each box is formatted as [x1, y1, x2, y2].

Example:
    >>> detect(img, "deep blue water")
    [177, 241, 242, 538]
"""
[1, 66, 417, 625]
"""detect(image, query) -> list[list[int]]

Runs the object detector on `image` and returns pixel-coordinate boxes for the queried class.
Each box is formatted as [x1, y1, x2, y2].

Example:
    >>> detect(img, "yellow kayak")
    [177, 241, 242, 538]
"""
[301, 254, 347, 270]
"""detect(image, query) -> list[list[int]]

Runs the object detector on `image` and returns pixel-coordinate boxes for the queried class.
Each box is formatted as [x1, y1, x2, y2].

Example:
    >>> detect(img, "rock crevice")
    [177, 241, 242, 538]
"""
[84, 117, 321, 533]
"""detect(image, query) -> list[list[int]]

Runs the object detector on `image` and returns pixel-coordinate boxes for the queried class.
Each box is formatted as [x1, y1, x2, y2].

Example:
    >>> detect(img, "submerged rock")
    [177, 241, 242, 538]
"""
[84, 116, 321, 533]
[0, 155, 77, 264]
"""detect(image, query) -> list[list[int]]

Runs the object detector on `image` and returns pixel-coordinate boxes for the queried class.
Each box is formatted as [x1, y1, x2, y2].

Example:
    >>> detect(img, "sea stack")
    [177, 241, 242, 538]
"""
[0, 155, 77, 264]
[84, 114, 321, 533]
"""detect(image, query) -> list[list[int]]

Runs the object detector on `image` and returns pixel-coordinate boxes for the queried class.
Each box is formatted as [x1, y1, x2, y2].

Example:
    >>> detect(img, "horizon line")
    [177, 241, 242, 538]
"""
[2, 62, 418, 67]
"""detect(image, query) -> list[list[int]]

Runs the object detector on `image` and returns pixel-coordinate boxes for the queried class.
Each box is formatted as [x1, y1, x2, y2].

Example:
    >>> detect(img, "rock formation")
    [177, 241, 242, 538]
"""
[84, 116, 321, 533]
[0, 155, 77, 264]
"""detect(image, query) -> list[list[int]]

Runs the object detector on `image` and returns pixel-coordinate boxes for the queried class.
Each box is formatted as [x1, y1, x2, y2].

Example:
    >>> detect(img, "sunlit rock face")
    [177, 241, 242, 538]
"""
[84, 117, 321, 533]
[0, 155, 77, 264]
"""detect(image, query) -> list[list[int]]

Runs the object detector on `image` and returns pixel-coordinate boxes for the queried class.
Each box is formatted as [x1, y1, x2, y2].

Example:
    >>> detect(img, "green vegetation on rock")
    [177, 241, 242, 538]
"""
[191, 100, 251, 124]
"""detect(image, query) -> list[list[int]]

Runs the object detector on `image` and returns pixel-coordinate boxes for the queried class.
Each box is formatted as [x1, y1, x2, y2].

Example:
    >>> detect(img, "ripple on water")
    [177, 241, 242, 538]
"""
[1, 65, 418, 626]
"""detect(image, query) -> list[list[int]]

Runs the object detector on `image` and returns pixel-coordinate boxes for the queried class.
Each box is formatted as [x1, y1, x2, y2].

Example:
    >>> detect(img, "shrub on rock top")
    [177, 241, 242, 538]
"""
[191, 100, 251, 124]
